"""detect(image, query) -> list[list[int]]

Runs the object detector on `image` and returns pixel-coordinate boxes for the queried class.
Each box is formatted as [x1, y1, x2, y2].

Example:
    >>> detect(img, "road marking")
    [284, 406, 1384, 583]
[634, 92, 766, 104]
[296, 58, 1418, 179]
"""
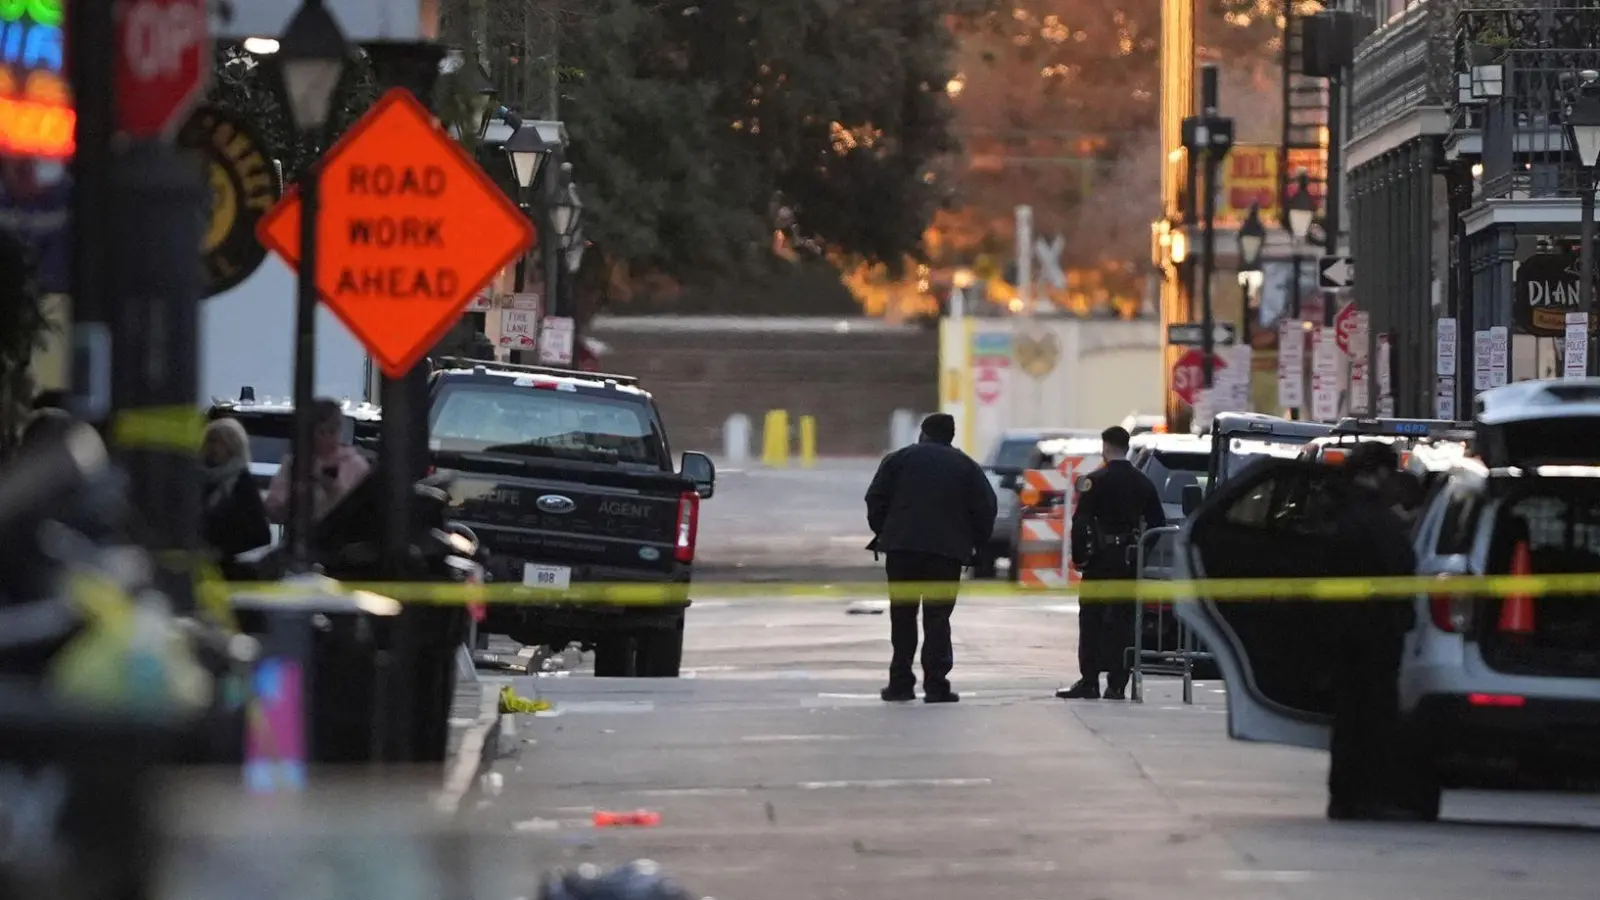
[1217, 870, 1319, 883]
[739, 734, 860, 743]
[633, 787, 751, 797]
[798, 777, 993, 790]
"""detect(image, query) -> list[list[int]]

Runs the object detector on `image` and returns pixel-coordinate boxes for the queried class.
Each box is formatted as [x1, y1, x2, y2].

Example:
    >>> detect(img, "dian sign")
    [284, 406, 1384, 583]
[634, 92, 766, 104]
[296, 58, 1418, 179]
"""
[115, 0, 210, 139]
[257, 89, 537, 378]
[1172, 348, 1225, 407]
[0, 0, 72, 158]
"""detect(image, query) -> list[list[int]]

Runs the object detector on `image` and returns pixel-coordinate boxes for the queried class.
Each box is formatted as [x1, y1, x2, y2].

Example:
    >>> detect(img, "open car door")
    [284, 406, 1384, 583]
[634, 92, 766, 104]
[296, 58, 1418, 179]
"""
[1173, 457, 1362, 751]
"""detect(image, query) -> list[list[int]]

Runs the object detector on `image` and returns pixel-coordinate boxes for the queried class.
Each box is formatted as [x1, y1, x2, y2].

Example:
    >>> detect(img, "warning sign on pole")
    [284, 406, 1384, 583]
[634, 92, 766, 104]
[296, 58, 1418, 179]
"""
[256, 89, 537, 378]
[538, 316, 576, 365]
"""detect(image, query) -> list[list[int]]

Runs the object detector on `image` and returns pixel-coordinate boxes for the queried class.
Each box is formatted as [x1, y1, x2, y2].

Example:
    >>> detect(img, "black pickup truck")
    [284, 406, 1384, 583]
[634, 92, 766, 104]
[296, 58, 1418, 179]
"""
[426, 358, 715, 677]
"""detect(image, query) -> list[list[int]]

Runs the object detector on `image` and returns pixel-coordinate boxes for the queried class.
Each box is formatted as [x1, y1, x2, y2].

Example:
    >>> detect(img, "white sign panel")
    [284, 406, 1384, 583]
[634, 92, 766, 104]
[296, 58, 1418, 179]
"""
[498, 309, 536, 348]
[1312, 325, 1339, 378]
[1436, 377, 1456, 420]
[1378, 395, 1395, 416]
[1277, 320, 1304, 408]
[1311, 376, 1339, 422]
[1473, 330, 1492, 391]
[1565, 312, 1589, 379]
[1349, 359, 1369, 414]
[1225, 343, 1252, 409]
[1376, 334, 1392, 397]
[1351, 312, 1371, 361]
[538, 315, 576, 365]
[1436, 317, 1457, 377]
[1488, 325, 1509, 387]
[509, 292, 541, 312]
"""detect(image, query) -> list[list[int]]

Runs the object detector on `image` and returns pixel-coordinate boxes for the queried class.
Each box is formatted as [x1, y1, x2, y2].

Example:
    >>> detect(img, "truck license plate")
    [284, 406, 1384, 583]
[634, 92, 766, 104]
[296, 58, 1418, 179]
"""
[523, 564, 572, 589]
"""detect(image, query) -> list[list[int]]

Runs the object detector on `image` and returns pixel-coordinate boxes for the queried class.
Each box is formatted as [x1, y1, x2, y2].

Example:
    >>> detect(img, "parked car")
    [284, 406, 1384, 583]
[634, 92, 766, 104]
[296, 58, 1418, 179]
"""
[974, 427, 1096, 579]
[1174, 379, 1600, 820]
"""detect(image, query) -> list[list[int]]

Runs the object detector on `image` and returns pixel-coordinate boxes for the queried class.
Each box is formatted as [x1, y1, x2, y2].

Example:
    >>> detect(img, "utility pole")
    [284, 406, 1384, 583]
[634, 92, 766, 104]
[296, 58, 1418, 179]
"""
[66, 0, 115, 429]
[1184, 65, 1235, 390]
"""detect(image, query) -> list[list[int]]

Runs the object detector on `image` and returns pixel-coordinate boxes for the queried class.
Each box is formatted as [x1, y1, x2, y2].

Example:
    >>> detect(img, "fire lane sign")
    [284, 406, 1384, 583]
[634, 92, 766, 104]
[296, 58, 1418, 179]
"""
[257, 89, 537, 378]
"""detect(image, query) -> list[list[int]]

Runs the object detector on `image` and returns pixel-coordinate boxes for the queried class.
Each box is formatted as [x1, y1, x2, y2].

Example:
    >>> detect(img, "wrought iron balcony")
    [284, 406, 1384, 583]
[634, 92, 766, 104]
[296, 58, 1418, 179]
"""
[1448, 6, 1600, 139]
[1469, 50, 1600, 200]
[1350, 2, 1448, 141]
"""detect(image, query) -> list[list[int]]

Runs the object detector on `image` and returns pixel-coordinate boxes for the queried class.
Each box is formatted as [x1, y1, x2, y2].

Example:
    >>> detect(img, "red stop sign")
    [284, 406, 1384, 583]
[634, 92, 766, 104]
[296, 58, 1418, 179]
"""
[115, 0, 211, 139]
[1334, 302, 1359, 355]
[1172, 348, 1226, 407]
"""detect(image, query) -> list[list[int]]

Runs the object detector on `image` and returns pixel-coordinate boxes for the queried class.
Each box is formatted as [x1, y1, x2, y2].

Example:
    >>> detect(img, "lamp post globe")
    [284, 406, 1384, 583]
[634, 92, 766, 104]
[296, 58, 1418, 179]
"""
[1564, 70, 1600, 168]
[504, 123, 548, 190]
[1238, 201, 1266, 270]
[557, 182, 584, 247]
[277, 0, 351, 134]
[1286, 170, 1317, 241]
[551, 163, 579, 236]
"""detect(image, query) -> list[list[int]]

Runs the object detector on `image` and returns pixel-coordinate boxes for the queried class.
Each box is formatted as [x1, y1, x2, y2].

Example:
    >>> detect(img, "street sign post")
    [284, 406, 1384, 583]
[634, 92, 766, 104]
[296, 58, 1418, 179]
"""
[1319, 255, 1355, 289]
[257, 89, 538, 378]
[1167, 323, 1235, 347]
[115, 0, 211, 139]
[1172, 348, 1226, 408]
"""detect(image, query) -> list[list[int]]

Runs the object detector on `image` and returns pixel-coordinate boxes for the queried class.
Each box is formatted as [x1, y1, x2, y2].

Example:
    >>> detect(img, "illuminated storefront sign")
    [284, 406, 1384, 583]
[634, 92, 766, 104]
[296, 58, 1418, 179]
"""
[0, 0, 72, 159]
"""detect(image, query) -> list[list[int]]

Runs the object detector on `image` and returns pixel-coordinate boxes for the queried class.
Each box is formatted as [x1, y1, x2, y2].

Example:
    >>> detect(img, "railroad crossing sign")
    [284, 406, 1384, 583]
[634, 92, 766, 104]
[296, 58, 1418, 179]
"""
[1172, 348, 1226, 408]
[115, 0, 211, 139]
[257, 88, 537, 378]
[1166, 323, 1235, 347]
[1319, 255, 1355, 289]
[1034, 235, 1066, 290]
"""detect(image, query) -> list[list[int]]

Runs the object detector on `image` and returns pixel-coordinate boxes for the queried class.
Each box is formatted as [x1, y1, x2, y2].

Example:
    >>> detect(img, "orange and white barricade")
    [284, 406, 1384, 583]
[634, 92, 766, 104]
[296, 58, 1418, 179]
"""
[1015, 468, 1070, 588]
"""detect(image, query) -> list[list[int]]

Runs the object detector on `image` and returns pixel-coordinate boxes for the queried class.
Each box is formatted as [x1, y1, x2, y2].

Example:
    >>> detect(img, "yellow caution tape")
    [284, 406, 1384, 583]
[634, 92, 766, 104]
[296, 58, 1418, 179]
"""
[190, 574, 1600, 606]
[499, 684, 552, 714]
[112, 405, 205, 453]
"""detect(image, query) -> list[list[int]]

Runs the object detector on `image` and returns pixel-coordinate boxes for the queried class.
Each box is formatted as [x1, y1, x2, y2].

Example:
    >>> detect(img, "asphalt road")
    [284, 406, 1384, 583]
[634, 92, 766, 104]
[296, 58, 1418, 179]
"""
[453, 459, 1600, 899]
[463, 596, 1600, 900]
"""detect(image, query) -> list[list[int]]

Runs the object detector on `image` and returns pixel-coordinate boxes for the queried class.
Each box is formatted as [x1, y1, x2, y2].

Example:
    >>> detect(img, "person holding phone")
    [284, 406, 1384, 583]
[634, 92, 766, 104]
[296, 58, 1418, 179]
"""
[264, 398, 370, 525]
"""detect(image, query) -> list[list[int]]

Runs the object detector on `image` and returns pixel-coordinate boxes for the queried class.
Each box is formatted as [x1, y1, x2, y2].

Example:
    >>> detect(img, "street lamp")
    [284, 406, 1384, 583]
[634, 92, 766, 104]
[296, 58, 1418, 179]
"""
[1181, 64, 1236, 393]
[1237, 202, 1266, 346]
[1284, 170, 1318, 421]
[565, 229, 586, 274]
[277, 0, 350, 573]
[1168, 229, 1188, 265]
[1564, 68, 1600, 376]
[554, 181, 584, 246]
[504, 119, 566, 196]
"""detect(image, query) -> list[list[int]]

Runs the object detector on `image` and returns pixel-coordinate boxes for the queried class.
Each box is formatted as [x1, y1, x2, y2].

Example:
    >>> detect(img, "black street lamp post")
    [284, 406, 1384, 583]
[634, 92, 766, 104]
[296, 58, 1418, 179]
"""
[1182, 64, 1235, 391]
[277, 0, 351, 573]
[1564, 69, 1600, 376]
[1237, 202, 1266, 347]
[1285, 170, 1318, 420]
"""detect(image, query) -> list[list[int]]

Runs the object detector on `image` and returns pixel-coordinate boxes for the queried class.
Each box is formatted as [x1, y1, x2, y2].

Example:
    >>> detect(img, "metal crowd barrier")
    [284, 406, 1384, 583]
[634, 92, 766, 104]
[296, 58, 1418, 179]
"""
[1128, 525, 1213, 704]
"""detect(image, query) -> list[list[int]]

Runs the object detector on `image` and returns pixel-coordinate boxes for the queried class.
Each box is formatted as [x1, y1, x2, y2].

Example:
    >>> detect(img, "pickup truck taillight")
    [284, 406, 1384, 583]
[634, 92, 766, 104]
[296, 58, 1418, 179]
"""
[1428, 576, 1473, 633]
[674, 491, 700, 563]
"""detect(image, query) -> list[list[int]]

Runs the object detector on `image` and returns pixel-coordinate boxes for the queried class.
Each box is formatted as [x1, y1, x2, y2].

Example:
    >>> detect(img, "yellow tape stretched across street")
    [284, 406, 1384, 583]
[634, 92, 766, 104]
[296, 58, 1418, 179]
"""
[197, 574, 1600, 607]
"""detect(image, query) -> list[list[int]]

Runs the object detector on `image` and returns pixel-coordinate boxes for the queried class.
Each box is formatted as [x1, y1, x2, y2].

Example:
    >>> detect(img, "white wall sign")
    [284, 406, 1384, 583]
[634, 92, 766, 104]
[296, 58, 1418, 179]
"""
[1436, 317, 1456, 376]
[499, 309, 536, 348]
[1435, 376, 1456, 420]
[1349, 359, 1369, 414]
[509, 292, 541, 312]
[1565, 312, 1589, 379]
[1277, 320, 1304, 408]
[538, 316, 576, 365]
[1376, 333, 1392, 397]
[1488, 325, 1509, 388]
[1473, 330, 1492, 391]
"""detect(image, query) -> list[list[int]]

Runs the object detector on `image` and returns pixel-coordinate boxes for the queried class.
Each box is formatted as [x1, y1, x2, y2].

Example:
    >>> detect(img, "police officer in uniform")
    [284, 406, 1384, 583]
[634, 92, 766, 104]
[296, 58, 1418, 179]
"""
[1056, 426, 1165, 701]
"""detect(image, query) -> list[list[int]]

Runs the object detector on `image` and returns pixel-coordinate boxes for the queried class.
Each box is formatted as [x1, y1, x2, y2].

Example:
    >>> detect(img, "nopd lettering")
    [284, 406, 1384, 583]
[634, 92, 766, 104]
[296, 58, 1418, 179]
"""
[347, 164, 448, 197]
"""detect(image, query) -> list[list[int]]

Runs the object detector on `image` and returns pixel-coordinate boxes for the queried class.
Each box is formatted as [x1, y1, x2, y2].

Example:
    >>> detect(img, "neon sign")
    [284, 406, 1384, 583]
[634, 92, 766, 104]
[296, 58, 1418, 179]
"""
[0, 0, 71, 159]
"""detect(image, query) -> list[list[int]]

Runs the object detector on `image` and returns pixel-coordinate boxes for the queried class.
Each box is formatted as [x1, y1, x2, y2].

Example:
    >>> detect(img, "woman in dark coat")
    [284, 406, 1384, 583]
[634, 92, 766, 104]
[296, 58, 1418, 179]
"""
[200, 417, 271, 573]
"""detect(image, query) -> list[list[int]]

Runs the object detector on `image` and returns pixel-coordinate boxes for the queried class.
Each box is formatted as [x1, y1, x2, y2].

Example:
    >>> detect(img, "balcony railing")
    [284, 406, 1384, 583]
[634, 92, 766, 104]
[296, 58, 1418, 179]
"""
[1350, 2, 1447, 140]
[1449, 5, 1600, 135]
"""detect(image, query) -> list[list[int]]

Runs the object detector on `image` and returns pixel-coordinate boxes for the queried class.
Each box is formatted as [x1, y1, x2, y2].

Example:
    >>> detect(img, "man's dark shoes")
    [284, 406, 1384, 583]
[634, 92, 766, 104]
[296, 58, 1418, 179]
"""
[1103, 686, 1127, 701]
[1055, 680, 1100, 700]
[923, 690, 960, 704]
[880, 685, 916, 702]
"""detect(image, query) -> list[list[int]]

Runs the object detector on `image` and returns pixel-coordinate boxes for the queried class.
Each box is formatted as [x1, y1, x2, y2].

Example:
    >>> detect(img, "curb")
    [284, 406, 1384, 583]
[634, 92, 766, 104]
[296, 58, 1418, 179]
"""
[436, 645, 503, 817]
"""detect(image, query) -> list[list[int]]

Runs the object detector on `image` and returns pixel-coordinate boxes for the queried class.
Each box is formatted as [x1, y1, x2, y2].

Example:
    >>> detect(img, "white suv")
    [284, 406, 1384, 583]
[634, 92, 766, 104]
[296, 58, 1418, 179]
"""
[1173, 378, 1600, 820]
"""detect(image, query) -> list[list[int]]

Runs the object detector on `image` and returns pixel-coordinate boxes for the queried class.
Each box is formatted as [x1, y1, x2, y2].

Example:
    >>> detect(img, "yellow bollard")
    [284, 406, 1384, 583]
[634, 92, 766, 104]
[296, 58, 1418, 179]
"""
[798, 415, 816, 469]
[762, 409, 790, 467]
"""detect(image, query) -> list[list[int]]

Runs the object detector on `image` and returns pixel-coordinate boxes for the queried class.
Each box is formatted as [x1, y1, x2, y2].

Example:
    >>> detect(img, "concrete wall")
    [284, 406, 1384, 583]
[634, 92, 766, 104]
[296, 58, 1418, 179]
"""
[588, 316, 938, 457]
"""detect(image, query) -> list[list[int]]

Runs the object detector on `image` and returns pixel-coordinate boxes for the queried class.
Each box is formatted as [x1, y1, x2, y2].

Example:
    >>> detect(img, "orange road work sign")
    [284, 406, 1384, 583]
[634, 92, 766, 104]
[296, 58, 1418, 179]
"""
[256, 88, 537, 378]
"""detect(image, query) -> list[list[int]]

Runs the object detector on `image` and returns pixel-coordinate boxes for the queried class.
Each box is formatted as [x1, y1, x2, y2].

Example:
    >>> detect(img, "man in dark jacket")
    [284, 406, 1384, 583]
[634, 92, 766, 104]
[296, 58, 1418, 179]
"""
[1057, 426, 1165, 701]
[865, 413, 996, 704]
[1326, 441, 1426, 821]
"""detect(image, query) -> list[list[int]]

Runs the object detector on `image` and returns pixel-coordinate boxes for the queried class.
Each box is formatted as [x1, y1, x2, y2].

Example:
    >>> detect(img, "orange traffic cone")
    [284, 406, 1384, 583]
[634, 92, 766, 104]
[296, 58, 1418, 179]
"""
[1498, 541, 1536, 635]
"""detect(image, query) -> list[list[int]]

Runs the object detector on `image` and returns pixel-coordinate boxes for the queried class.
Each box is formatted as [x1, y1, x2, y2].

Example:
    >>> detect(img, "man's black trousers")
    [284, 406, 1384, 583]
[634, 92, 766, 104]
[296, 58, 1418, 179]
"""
[884, 550, 962, 693]
[1078, 577, 1135, 691]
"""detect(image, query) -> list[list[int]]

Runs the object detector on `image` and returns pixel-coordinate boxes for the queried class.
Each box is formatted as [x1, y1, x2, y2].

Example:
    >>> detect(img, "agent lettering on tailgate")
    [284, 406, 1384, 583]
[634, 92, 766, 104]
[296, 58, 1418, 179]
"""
[599, 499, 649, 518]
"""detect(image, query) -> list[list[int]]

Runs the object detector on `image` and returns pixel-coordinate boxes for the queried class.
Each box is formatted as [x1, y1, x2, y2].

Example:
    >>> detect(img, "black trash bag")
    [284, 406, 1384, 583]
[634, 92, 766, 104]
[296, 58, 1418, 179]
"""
[539, 861, 700, 900]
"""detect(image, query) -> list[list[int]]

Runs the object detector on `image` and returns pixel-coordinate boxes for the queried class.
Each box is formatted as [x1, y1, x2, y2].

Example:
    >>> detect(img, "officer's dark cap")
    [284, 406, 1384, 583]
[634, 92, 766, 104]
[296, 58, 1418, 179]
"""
[1101, 426, 1131, 452]
[920, 413, 956, 444]
[1345, 440, 1400, 474]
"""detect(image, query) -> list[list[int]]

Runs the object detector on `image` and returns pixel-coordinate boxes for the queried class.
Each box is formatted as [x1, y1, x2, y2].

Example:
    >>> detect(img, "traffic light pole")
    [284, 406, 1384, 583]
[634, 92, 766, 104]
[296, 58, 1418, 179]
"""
[1188, 65, 1233, 391]
[67, 0, 115, 428]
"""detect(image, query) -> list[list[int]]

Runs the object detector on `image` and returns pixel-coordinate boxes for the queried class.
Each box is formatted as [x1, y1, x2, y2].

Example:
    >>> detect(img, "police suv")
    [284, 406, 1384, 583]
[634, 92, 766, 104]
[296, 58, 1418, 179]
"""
[1173, 379, 1600, 820]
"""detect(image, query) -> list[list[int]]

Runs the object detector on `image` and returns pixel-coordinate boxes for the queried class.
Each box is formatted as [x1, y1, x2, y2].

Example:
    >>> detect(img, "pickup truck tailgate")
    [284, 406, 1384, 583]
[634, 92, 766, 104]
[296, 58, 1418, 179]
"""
[440, 455, 685, 575]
